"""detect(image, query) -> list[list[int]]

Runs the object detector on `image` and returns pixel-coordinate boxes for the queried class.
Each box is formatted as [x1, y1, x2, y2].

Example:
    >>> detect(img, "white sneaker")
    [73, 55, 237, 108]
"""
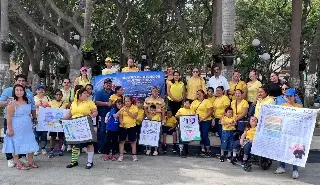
[7, 159, 15, 168]
[146, 150, 151, 155]
[41, 149, 47, 155]
[34, 151, 39, 156]
[67, 145, 72, 151]
[292, 171, 299, 179]
[153, 151, 158, 156]
[61, 144, 66, 151]
[118, 155, 124, 162]
[132, 155, 138, 161]
[82, 147, 88, 153]
[20, 156, 28, 164]
[274, 167, 286, 174]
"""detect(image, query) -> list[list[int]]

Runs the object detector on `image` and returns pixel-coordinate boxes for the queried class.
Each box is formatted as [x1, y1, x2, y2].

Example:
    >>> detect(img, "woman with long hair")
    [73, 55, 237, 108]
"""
[246, 70, 262, 117]
[85, 84, 94, 101]
[167, 71, 185, 116]
[191, 90, 213, 156]
[213, 86, 230, 137]
[231, 89, 249, 134]
[74, 67, 91, 87]
[2, 84, 39, 170]
[186, 68, 207, 100]
[64, 87, 98, 169]
[254, 86, 275, 118]
[109, 86, 124, 105]
[266, 72, 282, 97]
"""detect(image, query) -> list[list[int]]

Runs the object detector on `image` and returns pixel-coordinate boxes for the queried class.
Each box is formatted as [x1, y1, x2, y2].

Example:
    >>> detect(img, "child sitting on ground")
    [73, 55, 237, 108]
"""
[162, 110, 178, 154]
[175, 99, 196, 158]
[232, 116, 258, 168]
[146, 105, 162, 156]
[220, 107, 236, 162]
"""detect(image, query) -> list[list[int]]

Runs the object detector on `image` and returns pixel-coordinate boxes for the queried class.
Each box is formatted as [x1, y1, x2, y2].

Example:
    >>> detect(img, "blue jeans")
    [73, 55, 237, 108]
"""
[97, 117, 106, 150]
[215, 118, 222, 137]
[34, 129, 48, 149]
[221, 130, 234, 151]
[199, 120, 211, 147]
[237, 119, 248, 132]
[280, 162, 299, 171]
[233, 140, 252, 156]
[248, 102, 255, 117]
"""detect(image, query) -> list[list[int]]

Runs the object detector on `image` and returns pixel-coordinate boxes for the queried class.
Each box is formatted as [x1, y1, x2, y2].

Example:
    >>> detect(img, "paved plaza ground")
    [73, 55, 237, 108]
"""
[0, 152, 319, 185]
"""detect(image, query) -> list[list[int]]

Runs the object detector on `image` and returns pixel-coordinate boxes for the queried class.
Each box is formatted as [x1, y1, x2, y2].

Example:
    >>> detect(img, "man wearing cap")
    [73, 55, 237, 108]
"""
[0, 74, 36, 168]
[122, 57, 139, 72]
[102, 57, 118, 75]
[94, 78, 114, 153]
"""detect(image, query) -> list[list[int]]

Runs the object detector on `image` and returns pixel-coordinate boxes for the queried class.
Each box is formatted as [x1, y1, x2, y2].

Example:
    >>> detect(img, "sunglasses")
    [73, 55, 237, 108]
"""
[145, 68, 150, 70]
[193, 71, 199, 73]
[56, 94, 62, 96]
[286, 95, 294, 97]
[282, 88, 289, 90]
[81, 70, 87, 72]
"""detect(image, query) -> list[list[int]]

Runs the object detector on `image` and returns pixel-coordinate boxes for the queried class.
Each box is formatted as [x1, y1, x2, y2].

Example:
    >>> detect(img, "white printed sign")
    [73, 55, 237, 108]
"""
[139, 120, 161, 147]
[179, 115, 201, 142]
[251, 104, 318, 167]
[61, 116, 97, 144]
[37, 107, 69, 132]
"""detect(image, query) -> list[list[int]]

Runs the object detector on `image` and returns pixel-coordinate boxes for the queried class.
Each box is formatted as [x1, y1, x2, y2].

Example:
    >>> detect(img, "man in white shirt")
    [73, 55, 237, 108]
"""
[102, 57, 118, 75]
[207, 66, 230, 95]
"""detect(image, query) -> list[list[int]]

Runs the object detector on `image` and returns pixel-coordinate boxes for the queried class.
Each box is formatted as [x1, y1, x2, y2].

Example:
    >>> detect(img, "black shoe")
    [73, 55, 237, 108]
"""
[231, 157, 237, 164]
[220, 156, 225, 162]
[205, 152, 212, 157]
[200, 150, 206, 156]
[66, 161, 78, 168]
[86, 162, 93, 169]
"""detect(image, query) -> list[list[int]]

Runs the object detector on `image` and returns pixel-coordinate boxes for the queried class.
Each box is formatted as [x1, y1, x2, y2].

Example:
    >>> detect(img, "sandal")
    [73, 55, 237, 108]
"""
[27, 163, 39, 168]
[66, 161, 78, 168]
[16, 165, 29, 170]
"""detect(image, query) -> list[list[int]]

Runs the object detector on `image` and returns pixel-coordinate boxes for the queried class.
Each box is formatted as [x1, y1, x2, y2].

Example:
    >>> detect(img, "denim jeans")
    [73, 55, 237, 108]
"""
[221, 130, 234, 151]
[34, 129, 48, 149]
[233, 140, 252, 156]
[199, 120, 211, 147]
[4, 118, 26, 160]
[248, 102, 255, 117]
[97, 117, 106, 150]
[280, 162, 299, 171]
[215, 118, 222, 137]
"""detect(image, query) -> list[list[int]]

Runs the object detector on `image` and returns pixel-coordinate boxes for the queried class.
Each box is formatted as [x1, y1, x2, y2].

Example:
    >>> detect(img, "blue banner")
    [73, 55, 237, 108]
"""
[92, 71, 165, 98]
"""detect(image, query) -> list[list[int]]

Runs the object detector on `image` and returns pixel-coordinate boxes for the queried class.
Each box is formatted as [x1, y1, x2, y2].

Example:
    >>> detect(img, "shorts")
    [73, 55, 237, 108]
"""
[49, 132, 64, 138]
[162, 126, 176, 135]
[119, 127, 137, 142]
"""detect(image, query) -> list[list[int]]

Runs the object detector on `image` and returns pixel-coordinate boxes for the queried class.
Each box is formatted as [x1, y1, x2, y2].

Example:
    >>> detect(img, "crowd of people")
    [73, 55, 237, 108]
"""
[0, 57, 303, 179]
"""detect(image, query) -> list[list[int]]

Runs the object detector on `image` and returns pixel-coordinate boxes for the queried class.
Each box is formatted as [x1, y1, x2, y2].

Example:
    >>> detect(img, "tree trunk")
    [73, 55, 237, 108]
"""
[221, 0, 235, 81]
[304, 19, 320, 107]
[68, 51, 83, 84]
[0, 0, 11, 92]
[83, 0, 93, 43]
[21, 55, 30, 76]
[289, 0, 303, 88]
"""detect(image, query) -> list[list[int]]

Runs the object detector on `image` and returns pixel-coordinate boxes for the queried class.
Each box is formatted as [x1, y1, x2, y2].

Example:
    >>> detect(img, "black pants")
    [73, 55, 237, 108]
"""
[168, 100, 182, 116]
[104, 130, 119, 155]
[3, 118, 26, 160]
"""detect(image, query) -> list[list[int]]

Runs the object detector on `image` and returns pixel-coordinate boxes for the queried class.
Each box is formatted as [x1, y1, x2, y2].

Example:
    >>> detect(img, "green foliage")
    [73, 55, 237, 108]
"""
[82, 40, 94, 52]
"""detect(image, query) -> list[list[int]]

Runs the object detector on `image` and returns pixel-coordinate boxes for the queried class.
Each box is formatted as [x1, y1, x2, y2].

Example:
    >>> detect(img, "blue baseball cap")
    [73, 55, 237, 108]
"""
[36, 85, 45, 90]
[285, 88, 296, 96]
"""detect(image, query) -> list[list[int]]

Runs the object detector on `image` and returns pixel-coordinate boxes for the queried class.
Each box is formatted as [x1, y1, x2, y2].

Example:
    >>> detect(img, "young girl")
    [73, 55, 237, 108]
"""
[104, 99, 123, 161]
[109, 86, 124, 105]
[48, 89, 68, 158]
[146, 105, 162, 156]
[162, 110, 178, 154]
[175, 99, 195, 158]
[232, 116, 258, 168]
[135, 99, 145, 154]
[220, 107, 236, 162]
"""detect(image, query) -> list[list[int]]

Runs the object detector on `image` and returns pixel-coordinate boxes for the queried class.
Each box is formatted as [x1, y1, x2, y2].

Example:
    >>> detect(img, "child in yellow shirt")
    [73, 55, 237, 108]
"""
[219, 107, 236, 162]
[162, 110, 178, 154]
[232, 116, 258, 168]
[135, 98, 145, 154]
[175, 99, 195, 158]
[146, 105, 162, 156]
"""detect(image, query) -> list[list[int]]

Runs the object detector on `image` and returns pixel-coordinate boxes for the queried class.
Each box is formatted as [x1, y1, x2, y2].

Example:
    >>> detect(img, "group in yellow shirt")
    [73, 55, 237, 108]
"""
[49, 100, 68, 109]
[121, 66, 139, 72]
[167, 81, 184, 101]
[120, 105, 139, 128]
[70, 100, 97, 118]
[247, 80, 262, 103]
[213, 95, 230, 118]
[191, 99, 213, 121]
[254, 96, 275, 118]
[231, 99, 249, 118]
[228, 80, 247, 100]
[186, 77, 207, 100]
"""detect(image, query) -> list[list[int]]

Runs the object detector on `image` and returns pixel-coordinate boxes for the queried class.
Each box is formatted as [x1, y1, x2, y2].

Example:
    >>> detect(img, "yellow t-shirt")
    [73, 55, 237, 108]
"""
[228, 80, 247, 100]
[247, 80, 262, 103]
[76, 77, 91, 87]
[49, 100, 68, 109]
[71, 100, 97, 118]
[109, 94, 122, 104]
[136, 109, 145, 125]
[254, 96, 275, 118]
[191, 99, 213, 121]
[121, 105, 139, 128]
[121, 67, 139, 72]
[175, 108, 195, 117]
[207, 97, 216, 105]
[167, 81, 184, 101]
[213, 95, 231, 118]
[186, 77, 207, 100]
[246, 127, 257, 141]
[151, 114, 162, 122]
[281, 103, 303, 108]
[61, 88, 74, 103]
[231, 99, 249, 117]
[220, 116, 236, 131]
[164, 116, 177, 128]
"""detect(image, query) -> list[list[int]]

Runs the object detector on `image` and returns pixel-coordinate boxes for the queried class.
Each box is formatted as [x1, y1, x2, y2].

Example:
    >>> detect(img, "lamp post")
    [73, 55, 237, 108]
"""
[252, 39, 270, 61]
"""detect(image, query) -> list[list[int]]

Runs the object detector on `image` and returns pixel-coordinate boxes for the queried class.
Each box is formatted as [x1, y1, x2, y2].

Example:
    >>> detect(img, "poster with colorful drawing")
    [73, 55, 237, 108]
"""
[37, 107, 69, 132]
[139, 120, 162, 147]
[61, 116, 97, 144]
[179, 115, 201, 142]
[251, 104, 318, 167]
